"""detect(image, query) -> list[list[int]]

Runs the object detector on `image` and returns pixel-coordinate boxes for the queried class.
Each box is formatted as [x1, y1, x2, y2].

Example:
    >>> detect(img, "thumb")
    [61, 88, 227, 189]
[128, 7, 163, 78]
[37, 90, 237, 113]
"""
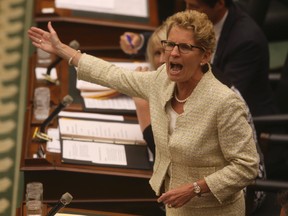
[47, 21, 56, 33]
[47, 21, 61, 47]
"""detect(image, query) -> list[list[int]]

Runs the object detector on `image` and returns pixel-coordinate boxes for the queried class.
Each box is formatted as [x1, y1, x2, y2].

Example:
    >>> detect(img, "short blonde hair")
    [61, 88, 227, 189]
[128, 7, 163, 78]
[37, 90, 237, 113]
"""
[165, 10, 216, 53]
[146, 24, 167, 69]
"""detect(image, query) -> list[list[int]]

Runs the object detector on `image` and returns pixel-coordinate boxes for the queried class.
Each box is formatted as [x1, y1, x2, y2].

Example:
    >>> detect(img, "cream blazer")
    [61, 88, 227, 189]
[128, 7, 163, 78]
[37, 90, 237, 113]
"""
[78, 54, 259, 215]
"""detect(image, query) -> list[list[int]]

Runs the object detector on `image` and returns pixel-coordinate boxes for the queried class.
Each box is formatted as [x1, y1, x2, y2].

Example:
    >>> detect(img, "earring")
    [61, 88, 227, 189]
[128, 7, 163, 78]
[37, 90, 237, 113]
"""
[200, 62, 204, 66]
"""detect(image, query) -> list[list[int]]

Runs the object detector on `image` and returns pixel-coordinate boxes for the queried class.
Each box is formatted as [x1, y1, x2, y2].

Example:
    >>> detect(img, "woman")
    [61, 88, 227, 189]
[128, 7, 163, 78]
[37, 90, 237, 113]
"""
[138, 20, 266, 214]
[28, 10, 259, 215]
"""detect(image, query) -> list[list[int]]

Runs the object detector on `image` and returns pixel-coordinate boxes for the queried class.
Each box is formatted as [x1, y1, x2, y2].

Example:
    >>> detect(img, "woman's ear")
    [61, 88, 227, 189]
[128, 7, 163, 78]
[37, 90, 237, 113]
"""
[202, 50, 212, 64]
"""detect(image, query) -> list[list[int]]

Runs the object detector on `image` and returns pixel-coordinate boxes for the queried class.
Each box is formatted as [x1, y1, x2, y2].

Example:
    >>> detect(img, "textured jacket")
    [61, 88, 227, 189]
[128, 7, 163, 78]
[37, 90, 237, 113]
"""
[77, 54, 259, 214]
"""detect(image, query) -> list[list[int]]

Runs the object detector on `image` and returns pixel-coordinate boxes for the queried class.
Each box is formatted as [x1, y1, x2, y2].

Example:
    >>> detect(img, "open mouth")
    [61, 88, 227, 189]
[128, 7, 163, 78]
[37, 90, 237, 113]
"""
[170, 62, 183, 75]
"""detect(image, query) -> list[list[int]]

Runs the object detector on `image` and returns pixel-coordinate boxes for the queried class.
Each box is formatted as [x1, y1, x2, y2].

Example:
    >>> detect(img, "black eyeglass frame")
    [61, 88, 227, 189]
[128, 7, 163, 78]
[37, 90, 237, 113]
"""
[161, 40, 205, 53]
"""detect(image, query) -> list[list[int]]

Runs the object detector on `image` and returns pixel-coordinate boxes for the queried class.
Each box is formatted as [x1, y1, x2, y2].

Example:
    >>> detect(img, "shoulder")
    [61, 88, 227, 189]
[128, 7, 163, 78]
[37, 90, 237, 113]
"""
[198, 72, 241, 106]
[221, 4, 266, 46]
[227, 4, 266, 39]
[219, 5, 268, 60]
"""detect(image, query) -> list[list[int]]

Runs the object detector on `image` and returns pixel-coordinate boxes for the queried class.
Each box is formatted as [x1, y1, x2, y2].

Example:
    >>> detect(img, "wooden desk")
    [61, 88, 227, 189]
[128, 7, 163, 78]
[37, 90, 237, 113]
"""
[20, 53, 163, 214]
[17, 203, 145, 216]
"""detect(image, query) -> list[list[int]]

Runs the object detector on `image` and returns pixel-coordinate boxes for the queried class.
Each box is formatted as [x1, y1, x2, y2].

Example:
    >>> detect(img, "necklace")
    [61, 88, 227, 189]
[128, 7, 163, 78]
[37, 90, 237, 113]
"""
[174, 92, 188, 103]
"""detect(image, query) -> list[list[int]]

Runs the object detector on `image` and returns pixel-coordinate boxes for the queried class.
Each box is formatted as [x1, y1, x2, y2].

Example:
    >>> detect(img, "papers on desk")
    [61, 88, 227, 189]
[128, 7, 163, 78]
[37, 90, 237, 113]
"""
[76, 61, 150, 113]
[47, 128, 61, 153]
[58, 111, 124, 121]
[56, 214, 85, 216]
[35, 67, 57, 80]
[61, 138, 151, 169]
[62, 140, 127, 166]
[58, 117, 145, 145]
[83, 95, 136, 110]
[46, 112, 125, 153]
[57, 112, 151, 169]
[56, 214, 87, 216]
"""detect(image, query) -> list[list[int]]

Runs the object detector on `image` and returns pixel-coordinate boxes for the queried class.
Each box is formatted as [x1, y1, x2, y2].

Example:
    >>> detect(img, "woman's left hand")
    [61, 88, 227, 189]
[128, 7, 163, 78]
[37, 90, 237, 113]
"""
[157, 183, 194, 208]
[28, 21, 62, 55]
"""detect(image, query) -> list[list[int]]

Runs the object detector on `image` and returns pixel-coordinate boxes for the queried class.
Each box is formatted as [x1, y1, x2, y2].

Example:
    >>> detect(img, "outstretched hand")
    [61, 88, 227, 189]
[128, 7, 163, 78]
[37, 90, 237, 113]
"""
[28, 21, 62, 55]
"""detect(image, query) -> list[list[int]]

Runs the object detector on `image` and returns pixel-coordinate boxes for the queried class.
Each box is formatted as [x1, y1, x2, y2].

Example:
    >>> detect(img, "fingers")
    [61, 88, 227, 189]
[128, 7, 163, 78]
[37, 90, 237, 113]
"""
[135, 66, 141, 72]
[135, 66, 149, 72]
[157, 189, 188, 209]
[120, 37, 134, 54]
[119, 32, 139, 55]
[142, 66, 149, 71]
[29, 26, 46, 36]
[27, 31, 42, 48]
[28, 28, 44, 41]
[157, 192, 169, 205]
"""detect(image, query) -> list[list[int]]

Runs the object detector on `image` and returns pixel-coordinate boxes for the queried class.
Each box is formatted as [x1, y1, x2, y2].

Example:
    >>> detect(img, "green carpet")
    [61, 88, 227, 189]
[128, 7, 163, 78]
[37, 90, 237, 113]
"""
[0, 0, 33, 215]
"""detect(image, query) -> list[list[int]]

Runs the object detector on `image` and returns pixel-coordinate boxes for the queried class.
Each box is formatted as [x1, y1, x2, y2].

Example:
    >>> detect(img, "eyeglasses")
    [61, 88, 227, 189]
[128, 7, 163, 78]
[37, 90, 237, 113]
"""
[161, 40, 205, 54]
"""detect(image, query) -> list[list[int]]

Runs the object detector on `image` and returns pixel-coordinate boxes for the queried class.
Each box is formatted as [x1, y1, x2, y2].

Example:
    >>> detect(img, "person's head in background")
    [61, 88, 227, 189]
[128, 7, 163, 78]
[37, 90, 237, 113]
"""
[279, 190, 288, 216]
[146, 24, 167, 70]
[184, 0, 232, 24]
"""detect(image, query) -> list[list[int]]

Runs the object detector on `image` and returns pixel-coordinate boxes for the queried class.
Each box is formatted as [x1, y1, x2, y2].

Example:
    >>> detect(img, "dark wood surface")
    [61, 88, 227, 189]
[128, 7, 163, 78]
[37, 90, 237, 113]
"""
[17, 203, 164, 216]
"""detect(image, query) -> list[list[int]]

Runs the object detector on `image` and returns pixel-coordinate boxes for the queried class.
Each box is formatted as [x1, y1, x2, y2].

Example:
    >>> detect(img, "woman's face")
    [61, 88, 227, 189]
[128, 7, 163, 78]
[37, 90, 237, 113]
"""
[152, 43, 165, 69]
[164, 26, 207, 83]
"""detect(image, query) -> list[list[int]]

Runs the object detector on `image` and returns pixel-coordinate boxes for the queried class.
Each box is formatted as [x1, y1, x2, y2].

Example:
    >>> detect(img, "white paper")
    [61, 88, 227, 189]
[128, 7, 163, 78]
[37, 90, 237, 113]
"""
[56, 0, 114, 10]
[62, 140, 127, 166]
[35, 67, 57, 80]
[55, 0, 148, 17]
[83, 95, 136, 110]
[58, 118, 144, 144]
[76, 80, 110, 91]
[58, 111, 124, 121]
[46, 128, 61, 153]
[56, 214, 85, 216]
[41, 8, 55, 14]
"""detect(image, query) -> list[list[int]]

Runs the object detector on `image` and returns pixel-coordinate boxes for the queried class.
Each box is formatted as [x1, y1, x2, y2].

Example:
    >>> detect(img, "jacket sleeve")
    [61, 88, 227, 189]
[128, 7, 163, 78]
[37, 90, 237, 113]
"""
[204, 93, 259, 203]
[77, 53, 156, 100]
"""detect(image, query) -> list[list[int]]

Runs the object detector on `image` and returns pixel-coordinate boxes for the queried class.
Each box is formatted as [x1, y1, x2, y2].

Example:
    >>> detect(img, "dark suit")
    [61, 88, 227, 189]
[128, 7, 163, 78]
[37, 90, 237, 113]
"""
[212, 2, 277, 116]
[139, 2, 277, 117]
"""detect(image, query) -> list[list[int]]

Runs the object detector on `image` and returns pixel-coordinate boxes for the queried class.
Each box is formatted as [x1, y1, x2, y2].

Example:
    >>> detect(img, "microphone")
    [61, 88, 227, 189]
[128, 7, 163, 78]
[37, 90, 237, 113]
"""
[46, 192, 73, 216]
[39, 95, 73, 133]
[46, 40, 80, 75]
[33, 95, 73, 144]
[43, 40, 80, 84]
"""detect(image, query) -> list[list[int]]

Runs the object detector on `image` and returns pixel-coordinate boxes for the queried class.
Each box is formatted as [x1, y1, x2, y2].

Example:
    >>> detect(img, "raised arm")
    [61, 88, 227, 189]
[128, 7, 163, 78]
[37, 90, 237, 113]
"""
[28, 21, 82, 67]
